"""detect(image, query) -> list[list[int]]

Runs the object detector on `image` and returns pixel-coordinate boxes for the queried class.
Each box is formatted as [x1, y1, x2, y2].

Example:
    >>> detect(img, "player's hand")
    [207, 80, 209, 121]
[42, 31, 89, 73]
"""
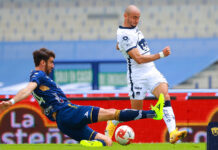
[162, 46, 171, 57]
[0, 100, 13, 113]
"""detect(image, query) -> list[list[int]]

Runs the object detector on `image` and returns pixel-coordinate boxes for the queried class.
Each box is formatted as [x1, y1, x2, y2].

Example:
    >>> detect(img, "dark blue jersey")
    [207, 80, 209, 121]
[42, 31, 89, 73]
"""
[30, 70, 70, 121]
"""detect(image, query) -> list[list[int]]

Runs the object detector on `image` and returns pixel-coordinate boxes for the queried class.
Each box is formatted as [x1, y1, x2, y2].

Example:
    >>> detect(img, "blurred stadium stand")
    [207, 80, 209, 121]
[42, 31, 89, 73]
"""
[174, 61, 218, 89]
[0, 0, 218, 91]
[0, 0, 218, 40]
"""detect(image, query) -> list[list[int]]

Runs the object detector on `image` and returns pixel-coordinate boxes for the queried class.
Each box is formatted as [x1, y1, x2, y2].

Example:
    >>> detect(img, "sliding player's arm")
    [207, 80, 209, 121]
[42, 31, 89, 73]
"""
[128, 46, 171, 64]
[0, 82, 37, 113]
[116, 43, 120, 50]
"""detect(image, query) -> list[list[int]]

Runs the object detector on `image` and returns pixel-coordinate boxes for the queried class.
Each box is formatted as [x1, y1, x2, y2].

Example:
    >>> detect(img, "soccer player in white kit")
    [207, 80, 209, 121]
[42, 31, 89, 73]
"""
[105, 5, 187, 144]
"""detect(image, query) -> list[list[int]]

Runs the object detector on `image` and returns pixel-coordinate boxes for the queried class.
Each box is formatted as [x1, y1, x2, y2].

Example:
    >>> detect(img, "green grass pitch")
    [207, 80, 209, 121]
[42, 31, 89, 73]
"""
[0, 143, 206, 150]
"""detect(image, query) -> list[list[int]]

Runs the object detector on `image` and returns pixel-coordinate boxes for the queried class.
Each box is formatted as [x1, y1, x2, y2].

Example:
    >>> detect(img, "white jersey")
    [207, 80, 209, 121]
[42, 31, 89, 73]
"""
[117, 26, 167, 99]
[117, 26, 155, 80]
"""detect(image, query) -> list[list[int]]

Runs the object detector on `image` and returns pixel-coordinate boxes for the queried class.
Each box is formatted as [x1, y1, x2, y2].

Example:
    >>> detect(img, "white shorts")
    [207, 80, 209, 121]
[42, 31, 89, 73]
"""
[128, 68, 167, 100]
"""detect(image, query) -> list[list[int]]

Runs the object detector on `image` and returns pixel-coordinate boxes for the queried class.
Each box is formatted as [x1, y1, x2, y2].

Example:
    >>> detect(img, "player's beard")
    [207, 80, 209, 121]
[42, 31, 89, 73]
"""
[45, 63, 51, 75]
[130, 22, 137, 28]
[127, 19, 136, 28]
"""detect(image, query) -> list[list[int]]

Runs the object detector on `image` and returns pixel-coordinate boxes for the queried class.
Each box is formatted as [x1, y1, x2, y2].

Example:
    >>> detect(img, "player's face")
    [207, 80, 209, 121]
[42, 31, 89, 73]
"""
[127, 11, 140, 27]
[45, 57, 54, 75]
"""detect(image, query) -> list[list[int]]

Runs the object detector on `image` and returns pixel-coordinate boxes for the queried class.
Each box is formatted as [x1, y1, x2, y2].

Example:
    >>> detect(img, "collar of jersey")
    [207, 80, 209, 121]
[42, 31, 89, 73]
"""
[119, 26, 136, 29]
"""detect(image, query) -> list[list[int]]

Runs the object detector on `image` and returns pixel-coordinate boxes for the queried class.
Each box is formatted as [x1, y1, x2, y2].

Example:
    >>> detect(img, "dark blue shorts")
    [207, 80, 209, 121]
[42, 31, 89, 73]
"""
[56, 103, 100, 141]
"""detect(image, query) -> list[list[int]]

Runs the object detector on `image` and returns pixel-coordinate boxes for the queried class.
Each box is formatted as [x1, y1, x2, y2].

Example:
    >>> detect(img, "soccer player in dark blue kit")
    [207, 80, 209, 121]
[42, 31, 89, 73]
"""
[0, 48, 164, 147]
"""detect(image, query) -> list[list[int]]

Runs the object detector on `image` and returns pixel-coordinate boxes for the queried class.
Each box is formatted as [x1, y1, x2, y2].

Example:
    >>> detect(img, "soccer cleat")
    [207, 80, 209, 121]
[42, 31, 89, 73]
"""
[80, 140, 104, 147]
[105, 120, 117, 138]
[151, 93, 165, 120]
[170, 128, 188, 144]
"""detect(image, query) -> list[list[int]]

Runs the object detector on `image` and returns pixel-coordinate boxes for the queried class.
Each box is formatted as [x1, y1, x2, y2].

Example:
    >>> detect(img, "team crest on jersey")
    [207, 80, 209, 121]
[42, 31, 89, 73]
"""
[123, 36, 129, 41]
[39, 85, 50, 91]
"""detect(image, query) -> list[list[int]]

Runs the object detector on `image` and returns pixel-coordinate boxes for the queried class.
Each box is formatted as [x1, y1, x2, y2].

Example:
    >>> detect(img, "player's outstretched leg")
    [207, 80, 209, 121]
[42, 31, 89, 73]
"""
[170, 128, 188, 144]
[104, 94, 164, 138]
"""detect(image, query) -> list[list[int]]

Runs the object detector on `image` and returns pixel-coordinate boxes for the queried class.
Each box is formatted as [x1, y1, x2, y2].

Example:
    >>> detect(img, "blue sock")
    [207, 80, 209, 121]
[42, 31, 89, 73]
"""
[116, 109, 155, 122]
[94, 139, 106, 146]
[164, 100, 171, 107]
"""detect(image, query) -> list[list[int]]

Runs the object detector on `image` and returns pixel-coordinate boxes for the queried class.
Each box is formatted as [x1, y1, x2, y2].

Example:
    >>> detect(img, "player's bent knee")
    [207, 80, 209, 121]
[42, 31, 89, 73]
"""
[104, 136, 113, 146]
[95, 133, 112, 146]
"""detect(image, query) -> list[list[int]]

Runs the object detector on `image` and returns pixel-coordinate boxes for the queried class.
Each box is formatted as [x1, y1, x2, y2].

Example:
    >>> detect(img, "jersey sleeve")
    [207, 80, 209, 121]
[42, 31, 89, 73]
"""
[118, 32, 138, 52]
[29, 71, 44, 85]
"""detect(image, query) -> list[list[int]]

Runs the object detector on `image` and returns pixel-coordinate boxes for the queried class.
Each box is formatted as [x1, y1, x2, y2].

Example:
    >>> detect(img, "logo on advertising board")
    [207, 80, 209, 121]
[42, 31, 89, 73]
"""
[0, 104, 76, 144]
[164, 110, 218, 143]
[207, 122, 218, 150]
[211, 127, 218, 136]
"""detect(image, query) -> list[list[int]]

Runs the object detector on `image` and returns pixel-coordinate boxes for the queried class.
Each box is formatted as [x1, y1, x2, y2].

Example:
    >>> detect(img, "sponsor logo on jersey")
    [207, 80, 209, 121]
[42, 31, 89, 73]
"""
[39, 85, 50, 91]
[134, 86, 142, 90]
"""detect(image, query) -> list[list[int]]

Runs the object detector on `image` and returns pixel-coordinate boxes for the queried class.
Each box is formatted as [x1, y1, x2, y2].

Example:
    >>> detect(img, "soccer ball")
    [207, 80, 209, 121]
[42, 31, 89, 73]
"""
[115, 125, 135, 145]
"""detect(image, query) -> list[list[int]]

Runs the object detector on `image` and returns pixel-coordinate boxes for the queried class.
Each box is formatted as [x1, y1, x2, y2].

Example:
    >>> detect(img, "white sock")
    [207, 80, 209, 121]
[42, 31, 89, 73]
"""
[112, 120, 120, 126]
[163, 106, 176, 133]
